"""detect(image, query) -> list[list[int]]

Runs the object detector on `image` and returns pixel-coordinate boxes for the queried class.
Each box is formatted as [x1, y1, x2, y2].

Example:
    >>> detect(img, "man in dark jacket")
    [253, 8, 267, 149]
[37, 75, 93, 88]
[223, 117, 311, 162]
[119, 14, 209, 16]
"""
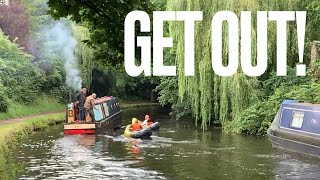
[75, 88, 87, 121]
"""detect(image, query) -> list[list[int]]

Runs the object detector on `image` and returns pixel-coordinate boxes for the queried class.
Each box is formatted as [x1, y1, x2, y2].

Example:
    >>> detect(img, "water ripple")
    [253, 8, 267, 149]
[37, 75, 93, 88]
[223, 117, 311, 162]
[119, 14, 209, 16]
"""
[18, 135, 165, 180]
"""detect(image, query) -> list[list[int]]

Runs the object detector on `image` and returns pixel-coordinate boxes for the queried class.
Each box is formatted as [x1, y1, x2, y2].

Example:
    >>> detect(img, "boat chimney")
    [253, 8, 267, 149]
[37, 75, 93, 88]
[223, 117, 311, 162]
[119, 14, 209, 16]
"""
[69, 89, 72, 103]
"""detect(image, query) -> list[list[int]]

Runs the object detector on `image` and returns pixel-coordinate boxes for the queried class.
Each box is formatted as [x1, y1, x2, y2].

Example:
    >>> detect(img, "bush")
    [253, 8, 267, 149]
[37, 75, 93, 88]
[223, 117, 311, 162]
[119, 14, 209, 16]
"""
[226, 65, 319, 136]
[263, 67, 311, 96]
[49, 85, 69, 103]
[0, 31, 42, 104]
[0, 82, 9, 112]
[229, 100, 279, 136]
[229, 81, 320, 136]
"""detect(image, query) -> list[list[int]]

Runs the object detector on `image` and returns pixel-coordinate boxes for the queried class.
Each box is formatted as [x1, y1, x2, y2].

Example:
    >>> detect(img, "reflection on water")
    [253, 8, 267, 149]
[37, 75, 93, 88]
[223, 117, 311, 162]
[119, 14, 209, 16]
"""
[18, 135, 165, 180]
[10, 107, 320, 180]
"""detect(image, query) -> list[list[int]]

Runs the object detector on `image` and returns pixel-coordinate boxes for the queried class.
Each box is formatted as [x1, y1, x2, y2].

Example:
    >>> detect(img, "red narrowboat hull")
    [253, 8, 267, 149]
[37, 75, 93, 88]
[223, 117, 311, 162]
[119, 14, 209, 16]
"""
[64, 129, 96, 135]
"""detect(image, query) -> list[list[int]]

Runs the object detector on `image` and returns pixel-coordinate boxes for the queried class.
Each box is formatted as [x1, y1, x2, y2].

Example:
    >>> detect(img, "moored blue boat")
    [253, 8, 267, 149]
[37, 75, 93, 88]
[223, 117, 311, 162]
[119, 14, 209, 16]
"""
[267, 99, 320, 157]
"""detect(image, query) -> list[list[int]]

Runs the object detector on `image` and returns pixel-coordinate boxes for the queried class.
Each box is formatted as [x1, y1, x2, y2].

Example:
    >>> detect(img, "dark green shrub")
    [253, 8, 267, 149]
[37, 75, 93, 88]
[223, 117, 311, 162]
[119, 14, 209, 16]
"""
[0, 83, 9, 112]
[0, 31, 42, 104]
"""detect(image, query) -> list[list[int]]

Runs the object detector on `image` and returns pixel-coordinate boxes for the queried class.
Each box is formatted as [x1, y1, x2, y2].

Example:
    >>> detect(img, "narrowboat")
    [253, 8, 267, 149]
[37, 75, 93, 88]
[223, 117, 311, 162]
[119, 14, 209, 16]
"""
[267, 99, 320, 157]
[64, 96, 122, 134]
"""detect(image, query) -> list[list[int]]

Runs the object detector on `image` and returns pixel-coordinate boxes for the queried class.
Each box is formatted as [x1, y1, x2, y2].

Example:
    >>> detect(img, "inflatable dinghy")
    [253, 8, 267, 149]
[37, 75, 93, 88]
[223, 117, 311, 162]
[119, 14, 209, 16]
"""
[146, 122, 160, 131]
[124, 125, 152, 139]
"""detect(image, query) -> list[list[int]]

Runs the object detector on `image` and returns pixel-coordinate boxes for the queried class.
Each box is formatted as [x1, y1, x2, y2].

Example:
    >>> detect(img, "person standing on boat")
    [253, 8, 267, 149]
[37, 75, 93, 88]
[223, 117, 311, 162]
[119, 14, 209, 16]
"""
[75, 88, 87, 121]
[84, 93, 97, 122]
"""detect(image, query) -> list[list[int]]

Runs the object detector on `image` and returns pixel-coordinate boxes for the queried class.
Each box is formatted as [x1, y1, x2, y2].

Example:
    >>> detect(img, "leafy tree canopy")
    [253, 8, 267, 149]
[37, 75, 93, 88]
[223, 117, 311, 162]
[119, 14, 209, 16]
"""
[0, 0, 31, 53]
[47, 0, 154, 65]
[0, 30, 42, 105]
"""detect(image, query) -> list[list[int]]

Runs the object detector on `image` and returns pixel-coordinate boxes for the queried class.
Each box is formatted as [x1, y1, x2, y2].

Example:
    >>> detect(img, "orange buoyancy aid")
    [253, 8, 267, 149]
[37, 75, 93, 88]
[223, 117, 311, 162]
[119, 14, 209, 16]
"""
[132, 123, 142, 131]
[147, 121, 153, 126]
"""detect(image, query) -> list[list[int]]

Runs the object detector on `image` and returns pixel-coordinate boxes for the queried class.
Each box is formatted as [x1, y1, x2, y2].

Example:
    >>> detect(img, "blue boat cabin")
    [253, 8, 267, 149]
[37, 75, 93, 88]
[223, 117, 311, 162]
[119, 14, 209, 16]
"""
[279, 101, 320, 136]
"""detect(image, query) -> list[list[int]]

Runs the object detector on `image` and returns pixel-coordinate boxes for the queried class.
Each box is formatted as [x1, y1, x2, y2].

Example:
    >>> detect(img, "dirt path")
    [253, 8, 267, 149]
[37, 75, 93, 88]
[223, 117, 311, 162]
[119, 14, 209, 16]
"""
[0, 111, 64, 126]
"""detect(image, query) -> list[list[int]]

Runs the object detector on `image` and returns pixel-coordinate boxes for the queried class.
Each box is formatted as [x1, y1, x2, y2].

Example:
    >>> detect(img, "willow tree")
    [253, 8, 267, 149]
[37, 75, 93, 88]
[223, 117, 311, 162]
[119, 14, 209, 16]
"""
[72, 24, 95, 88]
[166, 0, 304, 129]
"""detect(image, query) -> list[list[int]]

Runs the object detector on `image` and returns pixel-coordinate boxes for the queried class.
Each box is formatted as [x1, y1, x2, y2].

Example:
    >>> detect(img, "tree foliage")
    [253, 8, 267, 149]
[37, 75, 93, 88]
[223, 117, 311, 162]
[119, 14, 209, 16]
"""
[47, 0, 154, 65]
[72, 24, 95, 88]
[0, 0, 32, 52]
[23, 0, 71, 102]
[0, 80, 9, 112]
[231, 80, 320, 136]
[0, 0, 74, 107]
[0, 30, 42, 106]
[161, 0, 320, 132]
[89, 65, 159, 101]
[46, 0, 159, 101]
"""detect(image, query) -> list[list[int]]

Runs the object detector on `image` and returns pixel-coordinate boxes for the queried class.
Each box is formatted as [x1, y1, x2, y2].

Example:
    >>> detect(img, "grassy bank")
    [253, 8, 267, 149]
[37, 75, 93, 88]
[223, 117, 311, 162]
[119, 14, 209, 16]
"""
[0, 96, 64, 120]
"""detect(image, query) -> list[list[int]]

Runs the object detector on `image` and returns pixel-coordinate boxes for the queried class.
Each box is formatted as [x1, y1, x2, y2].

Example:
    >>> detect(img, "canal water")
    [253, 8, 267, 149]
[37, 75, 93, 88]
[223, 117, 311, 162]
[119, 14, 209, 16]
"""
[10, 107, 320, 179]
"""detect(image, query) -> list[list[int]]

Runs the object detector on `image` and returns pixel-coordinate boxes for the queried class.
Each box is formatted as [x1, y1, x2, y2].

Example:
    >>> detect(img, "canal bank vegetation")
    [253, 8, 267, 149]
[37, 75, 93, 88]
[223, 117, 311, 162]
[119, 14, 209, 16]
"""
[0, 0, 158, 122]
[0, 27, 64, 118]
[0, 96, 64, 120]
[0, 0, 69, 115]
[155, 0, 320, 135]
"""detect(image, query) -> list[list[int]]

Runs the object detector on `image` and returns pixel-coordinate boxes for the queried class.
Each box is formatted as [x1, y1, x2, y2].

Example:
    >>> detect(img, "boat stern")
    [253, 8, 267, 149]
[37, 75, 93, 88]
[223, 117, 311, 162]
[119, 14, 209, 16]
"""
[64, 123, 96, 135]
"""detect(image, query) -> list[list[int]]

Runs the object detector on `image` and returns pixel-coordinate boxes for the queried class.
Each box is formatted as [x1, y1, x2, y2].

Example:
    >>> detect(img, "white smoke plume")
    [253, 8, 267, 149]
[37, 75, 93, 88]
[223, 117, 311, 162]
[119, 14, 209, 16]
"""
[44, 22, 82, 91]
[0, 0, 9, 6]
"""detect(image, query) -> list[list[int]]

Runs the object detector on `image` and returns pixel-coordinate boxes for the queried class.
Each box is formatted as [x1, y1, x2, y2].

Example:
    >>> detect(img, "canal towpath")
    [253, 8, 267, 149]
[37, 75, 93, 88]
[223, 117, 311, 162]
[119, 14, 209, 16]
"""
[0, 111, 64, 126]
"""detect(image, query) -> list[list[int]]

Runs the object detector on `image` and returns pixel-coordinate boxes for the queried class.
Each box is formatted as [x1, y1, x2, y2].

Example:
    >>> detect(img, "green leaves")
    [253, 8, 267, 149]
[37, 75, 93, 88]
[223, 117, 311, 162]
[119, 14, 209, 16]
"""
[0, 80, 9, 112]
[47, 0, 154, 65]
[0, 31, 42, 105]
[162, 0, 320, 132]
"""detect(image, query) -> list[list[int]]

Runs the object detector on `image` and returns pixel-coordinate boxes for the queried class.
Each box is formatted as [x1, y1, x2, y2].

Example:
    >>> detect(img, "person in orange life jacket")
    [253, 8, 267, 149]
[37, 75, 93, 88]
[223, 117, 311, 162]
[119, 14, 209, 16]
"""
[131, 118, 143, 131]
[143, 115, 153, 126]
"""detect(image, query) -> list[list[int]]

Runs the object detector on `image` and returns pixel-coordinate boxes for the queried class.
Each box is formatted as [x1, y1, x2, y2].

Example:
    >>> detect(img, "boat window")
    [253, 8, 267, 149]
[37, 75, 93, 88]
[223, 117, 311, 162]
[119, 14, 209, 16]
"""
[291, 111, 304, 129]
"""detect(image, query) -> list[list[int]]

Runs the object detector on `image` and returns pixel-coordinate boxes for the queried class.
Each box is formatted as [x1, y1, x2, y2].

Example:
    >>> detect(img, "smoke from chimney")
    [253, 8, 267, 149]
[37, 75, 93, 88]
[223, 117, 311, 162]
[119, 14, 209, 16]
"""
[44, 22, 82, 91]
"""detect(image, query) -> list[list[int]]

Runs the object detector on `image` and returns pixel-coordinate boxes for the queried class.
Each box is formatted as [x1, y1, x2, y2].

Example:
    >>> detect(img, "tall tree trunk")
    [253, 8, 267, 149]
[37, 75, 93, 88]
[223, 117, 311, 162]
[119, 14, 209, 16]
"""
[310, 41, 320, 79]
